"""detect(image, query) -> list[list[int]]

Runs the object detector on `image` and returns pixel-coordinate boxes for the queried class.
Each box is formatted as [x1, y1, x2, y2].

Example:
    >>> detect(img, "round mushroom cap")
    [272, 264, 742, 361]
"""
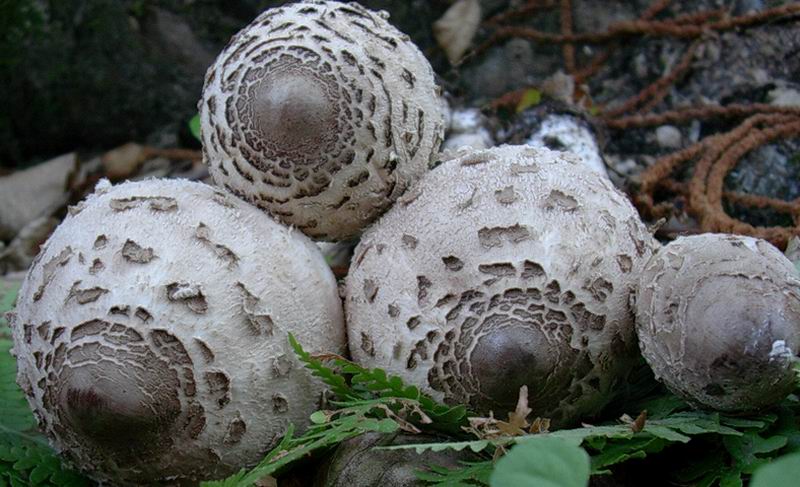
[635, 233, 800, 413]
[200, 0, 445, 241]
[8, 179, 346, 485]
[345, 145, 657, 426]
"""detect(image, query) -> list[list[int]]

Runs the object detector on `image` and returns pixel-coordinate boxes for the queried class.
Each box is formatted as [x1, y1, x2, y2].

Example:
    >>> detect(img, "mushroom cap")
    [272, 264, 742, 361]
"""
[345, 145, 657, 426]
[635, 233, 800, 413]
[200, 0, 445, 241]
[9, 179, 346, 485]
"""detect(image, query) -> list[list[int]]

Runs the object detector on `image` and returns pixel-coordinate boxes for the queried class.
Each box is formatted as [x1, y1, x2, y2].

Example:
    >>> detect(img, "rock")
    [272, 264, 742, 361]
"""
[540, 71, 576, 105]
[655, 125, 682, 150]
[527, 114, 608, 177]
[443, 132, 493, 151]
[687, 25, 800, 105]
[0, 153, 77, 241]
[0, 1, 213, 166]
[725, 141, 800, 227]
[0, 217, 59, 273]
[1, 0, 451, 167]
[443, 107, 494, 151]
[768, 87, 800, 108]
[146, 7, 216, 77]
[498, 107, 608, 178]
[101, 143, 147, 180]
[727, 143, 800, 202]
[572, 0, 639, 34]
[449, 108, 485, 133]
[131, 157, 172, 180]
[734, 0, 765, 15]
[460, 39, 544, 100]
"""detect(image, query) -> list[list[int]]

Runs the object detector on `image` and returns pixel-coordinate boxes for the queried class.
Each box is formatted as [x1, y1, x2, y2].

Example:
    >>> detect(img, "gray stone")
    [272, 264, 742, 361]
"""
[0, 153, 76, 241]
[0, 217, 60, 273]
[0, 0, 448, 167]
[655, 125, 682, 150]
[768, 87, 800, 108]
[460, 38, 548, 100]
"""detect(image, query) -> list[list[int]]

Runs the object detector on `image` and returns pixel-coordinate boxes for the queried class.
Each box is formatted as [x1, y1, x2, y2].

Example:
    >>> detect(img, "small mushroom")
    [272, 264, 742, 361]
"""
[635, 233, 800, 413]
[345, 145, 657, 426]
[200, 0, 445, 241]
[314, 432, 471, 487]
[8, 179, 346, 485]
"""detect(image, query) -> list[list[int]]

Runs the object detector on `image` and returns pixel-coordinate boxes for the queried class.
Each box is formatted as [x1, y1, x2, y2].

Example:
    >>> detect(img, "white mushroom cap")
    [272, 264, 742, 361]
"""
[636, 233, 800, 412]
[9, 179, 346, 485]
[200, 0, 445, 241]
[345, 145, 657, 426]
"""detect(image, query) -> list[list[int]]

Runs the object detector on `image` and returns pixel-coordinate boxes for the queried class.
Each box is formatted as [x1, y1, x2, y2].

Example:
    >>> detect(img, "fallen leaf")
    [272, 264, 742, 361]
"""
[433, 0, 482, 65]
[102, 142, 147, 180]
[516, 89, 542, 113]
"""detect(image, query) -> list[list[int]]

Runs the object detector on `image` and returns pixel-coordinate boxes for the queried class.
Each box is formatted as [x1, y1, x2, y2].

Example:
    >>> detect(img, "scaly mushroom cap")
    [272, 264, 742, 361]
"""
[200, 0, 445, 241]
[636, 233, 800, 413]
[9, 179, 346, 485]
[345, 145, 657, 426]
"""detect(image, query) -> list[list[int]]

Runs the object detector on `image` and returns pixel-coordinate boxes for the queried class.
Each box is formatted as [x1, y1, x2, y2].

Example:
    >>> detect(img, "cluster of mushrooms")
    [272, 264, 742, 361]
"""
[7, 1, 800, 485]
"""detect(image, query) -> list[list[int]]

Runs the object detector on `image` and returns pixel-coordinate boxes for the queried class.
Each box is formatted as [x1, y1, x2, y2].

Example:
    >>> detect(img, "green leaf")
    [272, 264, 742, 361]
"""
[381, 440, 493, 455]
[590, 436, 668, 473]
[416, 461, 493, 486]
[189, 114, 201, 141]
[547, 424, 635, 446]
[751, 453, 800, 487]
[724, 431, 788, 470]
[643, 425, 691, 443]
[206, 335, 471, 486]
[719, 470, 743, 487]
[516, 89, 541, 113]
[674, 449, 726, 483]
[309, 411, 328, 425]
[489, 437, 590, 487]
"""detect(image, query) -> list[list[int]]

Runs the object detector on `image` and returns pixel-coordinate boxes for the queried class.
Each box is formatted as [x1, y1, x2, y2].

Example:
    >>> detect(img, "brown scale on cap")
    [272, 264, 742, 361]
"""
[636, 233, 800, 413]
[200, 0, 445, 241]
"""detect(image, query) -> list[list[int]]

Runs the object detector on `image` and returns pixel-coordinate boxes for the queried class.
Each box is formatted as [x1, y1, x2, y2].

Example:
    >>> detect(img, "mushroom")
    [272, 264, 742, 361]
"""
[635, 233, 800, 413]
[200, 0, 445, 241]
[8, 179, 346, 485]
[313, 432, 471, 487]
[345, 145, 657, 426]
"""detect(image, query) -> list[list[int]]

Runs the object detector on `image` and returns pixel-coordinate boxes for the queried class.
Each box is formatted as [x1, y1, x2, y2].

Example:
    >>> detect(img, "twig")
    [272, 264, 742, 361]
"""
[573, 0, 674, 84]
[480, 3, 800, 48]
[604, 103, 800, 129]
[603, 40, 699, 118]
[560, 0, 576, 74]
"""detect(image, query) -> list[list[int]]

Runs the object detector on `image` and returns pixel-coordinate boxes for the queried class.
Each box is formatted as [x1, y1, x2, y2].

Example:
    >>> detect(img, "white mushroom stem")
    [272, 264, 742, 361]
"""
[525, 114, 609, 179]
